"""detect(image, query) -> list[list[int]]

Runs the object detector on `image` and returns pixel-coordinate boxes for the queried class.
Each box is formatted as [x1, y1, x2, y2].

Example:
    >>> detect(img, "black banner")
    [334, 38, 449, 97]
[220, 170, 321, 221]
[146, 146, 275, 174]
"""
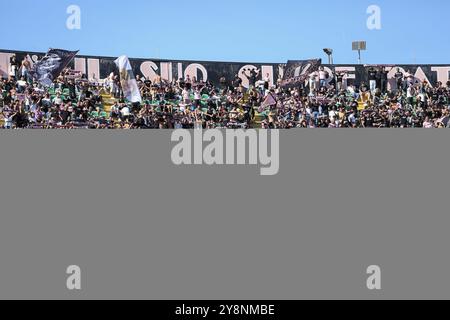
[31, 48, 78, 87]
[1, 49, 450, 89]
[281, 59, 322, 87]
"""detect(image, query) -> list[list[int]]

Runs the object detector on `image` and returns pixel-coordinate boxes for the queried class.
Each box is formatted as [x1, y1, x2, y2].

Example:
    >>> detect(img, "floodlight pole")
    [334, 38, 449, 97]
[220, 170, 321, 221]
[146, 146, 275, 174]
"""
[323, 48, 334, 65]
[352, 41, 366, 65]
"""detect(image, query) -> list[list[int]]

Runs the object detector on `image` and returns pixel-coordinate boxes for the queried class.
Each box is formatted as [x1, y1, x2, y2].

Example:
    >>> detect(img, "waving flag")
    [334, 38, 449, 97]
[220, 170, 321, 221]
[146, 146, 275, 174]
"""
[32, 49, 78, 87]
[281, 59, 322, 88]
[114, 55, 142, 103]
[258, 92, 277, 112]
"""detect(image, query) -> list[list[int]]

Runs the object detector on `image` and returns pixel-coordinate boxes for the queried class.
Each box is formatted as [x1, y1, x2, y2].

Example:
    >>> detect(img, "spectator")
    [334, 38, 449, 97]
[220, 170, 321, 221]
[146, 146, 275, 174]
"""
[1, 56, 450, 130]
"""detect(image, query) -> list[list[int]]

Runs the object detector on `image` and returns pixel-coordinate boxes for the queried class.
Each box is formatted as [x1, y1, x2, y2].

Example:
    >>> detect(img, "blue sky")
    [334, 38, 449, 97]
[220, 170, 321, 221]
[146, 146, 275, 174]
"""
[1, 0, 448, 64]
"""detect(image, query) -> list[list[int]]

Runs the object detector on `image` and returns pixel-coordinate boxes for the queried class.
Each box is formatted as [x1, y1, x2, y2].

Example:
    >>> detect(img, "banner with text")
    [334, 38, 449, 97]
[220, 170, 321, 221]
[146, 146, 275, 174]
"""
[1, 49, 450, 90]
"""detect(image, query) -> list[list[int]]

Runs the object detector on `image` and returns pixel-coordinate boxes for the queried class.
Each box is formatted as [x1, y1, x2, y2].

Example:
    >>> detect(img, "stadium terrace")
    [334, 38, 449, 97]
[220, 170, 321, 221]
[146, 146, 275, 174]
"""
[1, 48, 450, 130]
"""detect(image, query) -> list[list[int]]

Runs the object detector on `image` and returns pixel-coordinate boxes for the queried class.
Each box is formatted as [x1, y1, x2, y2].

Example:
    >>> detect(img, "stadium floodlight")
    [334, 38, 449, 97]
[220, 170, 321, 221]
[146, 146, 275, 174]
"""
[323, 48, 334, 64]
[352, 41, 366, 64]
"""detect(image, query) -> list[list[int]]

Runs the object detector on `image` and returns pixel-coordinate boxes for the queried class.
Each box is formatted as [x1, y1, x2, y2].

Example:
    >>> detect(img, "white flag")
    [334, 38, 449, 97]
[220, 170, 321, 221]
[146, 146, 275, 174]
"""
[114, 55, 142, 103]
[258, 92, 277, 112]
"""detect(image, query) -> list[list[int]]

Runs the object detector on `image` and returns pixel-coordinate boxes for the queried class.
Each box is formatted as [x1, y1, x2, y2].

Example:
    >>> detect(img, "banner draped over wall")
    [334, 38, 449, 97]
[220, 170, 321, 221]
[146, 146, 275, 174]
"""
[1, 49, 450, 90]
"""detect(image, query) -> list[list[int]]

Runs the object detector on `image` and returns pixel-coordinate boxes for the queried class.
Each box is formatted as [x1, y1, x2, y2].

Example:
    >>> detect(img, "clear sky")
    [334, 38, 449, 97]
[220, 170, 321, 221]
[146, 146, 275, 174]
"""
[1, 0, 448, 64]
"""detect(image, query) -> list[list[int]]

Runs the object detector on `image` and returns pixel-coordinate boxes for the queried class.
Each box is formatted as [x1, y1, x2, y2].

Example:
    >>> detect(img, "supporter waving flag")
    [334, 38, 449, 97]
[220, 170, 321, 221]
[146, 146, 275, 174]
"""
[114, 55, 142, 103]
[259, 92, 277, 113]
[31, 48, 78, 87]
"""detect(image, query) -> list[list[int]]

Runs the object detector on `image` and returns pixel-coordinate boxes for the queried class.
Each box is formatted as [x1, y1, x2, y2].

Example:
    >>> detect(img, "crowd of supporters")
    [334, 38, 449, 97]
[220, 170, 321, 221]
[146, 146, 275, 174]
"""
[2, 54, 450, 129]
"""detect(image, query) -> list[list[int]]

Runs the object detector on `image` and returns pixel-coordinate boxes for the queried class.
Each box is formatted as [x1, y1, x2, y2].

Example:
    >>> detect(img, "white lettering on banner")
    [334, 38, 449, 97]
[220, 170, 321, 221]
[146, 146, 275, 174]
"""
[140, 61, 159, 82]
[74, 58, 86, 75]
[239, 65, 258, 88]
[184, 63, 208, 82]
[87, 58, 100, 80]
[73, 57, 100, 80]
[387, 66, 407, 91]
[335, 66, 356, 89]
[2, 50, 450, 88]
[261, 65, 274, 87]
[431, 66, 450, 84]
[177, 63, 183, 80]
[0, 52, 13, 77]
[414, 67, 431, 84]
[160, 62, 173, 82]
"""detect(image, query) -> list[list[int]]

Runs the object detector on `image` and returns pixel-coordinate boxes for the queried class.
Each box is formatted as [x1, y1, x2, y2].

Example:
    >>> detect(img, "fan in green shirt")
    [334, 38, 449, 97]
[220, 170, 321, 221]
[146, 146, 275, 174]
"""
[90, 110, 99, 118]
